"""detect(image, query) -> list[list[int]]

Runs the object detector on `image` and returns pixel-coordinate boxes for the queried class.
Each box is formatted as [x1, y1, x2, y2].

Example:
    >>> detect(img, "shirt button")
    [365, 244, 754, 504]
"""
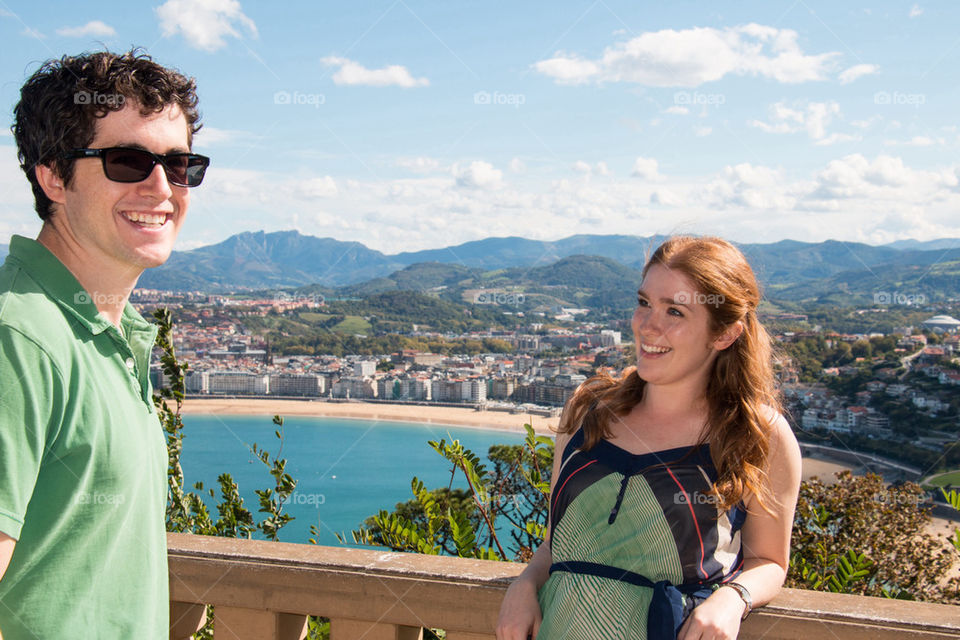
[125, 357, 136, 369]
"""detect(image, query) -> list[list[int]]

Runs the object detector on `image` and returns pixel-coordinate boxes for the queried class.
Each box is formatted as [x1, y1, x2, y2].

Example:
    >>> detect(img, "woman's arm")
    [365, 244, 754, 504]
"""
[496, 429, 571, 640]
[678, 411, 802, 640]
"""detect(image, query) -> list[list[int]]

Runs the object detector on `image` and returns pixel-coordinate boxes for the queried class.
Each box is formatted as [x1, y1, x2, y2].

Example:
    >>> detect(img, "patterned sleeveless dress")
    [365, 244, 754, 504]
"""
[537, 427, 747, 639]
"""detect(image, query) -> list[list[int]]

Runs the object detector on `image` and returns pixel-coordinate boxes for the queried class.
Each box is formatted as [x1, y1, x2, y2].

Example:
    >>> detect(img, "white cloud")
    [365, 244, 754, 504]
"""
[533, 58, 600, 85]
[296, 176, 338, 198]
[816, 133, 860, 146]
[452, 161, 503, 189]
[0, 146, 42, 243]
[144, 153, 960, 254]
[650, 189, 683, 206]
[56, 21, 116, 37]
[750, 100, 858, 144]
[910, 4, 923, 17]
[572, 161, 610, 178]
[884, 135, 940, 147]
[851, 115, 883, 130]
[694, 126, 712, 137]
[156, 0, 257, 52]
[838, 64, 879, 84]
[664, 106, 689, 115]
[805, 154, 952, 203]
[631, 157, 661, 180]
[573, 160, 592, 175]
[395, 156, 443, 173]
[534, 24, 841, 87]
[192, 127, 255, 147]
[508, 158, 526, 173]
[321, 56, 429, 88]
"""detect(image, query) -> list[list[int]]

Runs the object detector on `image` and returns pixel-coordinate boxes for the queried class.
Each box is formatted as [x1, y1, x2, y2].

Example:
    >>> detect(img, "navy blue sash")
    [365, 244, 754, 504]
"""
[550, 561, 715, 640]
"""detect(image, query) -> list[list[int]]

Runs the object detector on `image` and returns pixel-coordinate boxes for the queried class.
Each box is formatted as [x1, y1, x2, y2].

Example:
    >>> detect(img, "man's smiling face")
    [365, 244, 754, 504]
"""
[55, 101, 191, 278]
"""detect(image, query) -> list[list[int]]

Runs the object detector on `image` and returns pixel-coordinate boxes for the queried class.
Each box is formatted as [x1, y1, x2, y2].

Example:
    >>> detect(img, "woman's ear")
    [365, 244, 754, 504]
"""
[713, 320, 744, 351]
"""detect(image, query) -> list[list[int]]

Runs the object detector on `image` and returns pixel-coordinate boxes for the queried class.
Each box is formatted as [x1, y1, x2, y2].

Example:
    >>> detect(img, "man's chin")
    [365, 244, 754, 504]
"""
[132, 246, 175, 270]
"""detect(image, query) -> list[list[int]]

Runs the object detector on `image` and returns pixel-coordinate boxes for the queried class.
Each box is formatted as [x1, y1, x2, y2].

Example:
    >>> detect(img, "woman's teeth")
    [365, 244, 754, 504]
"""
[641, 343, 670, 354]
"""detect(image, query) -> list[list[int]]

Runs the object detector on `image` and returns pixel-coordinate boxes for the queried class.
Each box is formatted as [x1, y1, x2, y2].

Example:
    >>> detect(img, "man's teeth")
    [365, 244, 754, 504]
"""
[641, 343, 670, 354]
[124, 212, 167, 225]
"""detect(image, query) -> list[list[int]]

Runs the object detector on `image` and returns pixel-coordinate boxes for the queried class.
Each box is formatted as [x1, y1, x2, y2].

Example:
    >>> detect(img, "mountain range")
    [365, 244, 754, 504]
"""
[3, 231, 957, 307]
[136, 230, 960, 296]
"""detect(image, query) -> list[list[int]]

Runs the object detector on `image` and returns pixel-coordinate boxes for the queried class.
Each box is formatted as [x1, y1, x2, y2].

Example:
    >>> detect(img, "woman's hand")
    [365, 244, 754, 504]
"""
[676, 585, 745, 640]
[495, 576, 542, 640]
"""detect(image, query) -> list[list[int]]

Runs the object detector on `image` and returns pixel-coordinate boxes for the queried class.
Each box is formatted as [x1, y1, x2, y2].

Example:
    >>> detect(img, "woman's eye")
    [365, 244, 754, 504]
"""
[668, 307, 684, 317]
[637, 296, 649, 307]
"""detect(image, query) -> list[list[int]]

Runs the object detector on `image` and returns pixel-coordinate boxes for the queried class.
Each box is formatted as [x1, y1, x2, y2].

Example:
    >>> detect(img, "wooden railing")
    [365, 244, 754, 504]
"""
[168, 533, 960, 640]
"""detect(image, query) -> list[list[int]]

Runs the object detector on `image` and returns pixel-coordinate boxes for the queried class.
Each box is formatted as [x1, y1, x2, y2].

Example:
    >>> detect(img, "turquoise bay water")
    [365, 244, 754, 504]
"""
[179, 415, 530, 547]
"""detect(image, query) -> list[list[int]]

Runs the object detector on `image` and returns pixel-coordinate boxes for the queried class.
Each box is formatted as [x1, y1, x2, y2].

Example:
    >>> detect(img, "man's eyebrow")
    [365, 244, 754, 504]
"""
[112, 142, 191, 154]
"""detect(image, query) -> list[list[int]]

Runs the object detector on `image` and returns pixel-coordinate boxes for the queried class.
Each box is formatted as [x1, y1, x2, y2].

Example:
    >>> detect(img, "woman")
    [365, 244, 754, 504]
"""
[496, 236, 801, 640]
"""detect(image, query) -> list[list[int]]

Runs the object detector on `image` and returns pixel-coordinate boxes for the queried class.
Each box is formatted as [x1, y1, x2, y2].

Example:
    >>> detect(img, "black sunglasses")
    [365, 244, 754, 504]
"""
[62, 147, 210, 187]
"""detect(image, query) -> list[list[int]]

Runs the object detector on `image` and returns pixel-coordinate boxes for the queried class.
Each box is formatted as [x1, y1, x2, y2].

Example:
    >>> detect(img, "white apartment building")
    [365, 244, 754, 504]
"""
[207, 371, 269, 395]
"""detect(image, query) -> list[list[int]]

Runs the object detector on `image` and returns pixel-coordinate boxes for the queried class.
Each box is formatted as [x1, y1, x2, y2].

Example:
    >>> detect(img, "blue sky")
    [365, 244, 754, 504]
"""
[2, 1, 959, 252]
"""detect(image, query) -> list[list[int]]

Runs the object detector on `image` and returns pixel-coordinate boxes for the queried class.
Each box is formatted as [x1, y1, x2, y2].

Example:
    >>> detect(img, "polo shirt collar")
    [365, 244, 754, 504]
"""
[6, 235, 150, 339]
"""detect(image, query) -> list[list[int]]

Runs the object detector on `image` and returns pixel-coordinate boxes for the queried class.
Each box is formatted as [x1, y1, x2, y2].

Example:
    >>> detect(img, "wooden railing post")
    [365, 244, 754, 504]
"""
[212, 607, 308, 640]
[329, 619, 424, 640]
[169, 601, 206, 640]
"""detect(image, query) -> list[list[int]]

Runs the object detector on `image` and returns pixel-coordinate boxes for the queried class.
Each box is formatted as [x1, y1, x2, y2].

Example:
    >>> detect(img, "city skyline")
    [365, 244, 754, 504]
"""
[2, 1, 960, 252]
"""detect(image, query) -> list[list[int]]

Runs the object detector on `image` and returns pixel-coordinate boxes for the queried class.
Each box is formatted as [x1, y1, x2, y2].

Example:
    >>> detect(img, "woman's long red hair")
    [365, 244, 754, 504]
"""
[557, 236, 781, 512]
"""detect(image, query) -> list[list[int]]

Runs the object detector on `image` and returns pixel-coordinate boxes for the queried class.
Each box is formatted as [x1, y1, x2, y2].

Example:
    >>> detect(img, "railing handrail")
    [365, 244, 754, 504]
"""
[168, 533, 960, 639]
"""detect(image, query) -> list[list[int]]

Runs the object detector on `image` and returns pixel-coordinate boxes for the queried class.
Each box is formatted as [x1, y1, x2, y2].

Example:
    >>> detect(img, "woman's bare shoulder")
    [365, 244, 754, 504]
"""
[761, 405, 802, 470]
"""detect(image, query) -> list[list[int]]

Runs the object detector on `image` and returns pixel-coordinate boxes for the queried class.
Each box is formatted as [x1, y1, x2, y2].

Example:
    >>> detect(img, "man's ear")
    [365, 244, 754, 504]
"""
[713, 320, 744, 351]
[34, 164, 67, 205]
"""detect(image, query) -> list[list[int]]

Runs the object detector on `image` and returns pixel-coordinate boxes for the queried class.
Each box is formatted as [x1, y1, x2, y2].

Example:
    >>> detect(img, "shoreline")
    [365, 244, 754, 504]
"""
[180, 398, 560, 435]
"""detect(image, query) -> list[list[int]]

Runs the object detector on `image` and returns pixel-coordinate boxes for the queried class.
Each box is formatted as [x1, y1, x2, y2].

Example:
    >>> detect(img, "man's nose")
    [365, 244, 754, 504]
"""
[137, 164, 174, 199]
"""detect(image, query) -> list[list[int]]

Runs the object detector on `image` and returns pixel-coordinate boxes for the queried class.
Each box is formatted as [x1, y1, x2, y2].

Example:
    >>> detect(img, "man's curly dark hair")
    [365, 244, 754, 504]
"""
[12, 48, 202, 220]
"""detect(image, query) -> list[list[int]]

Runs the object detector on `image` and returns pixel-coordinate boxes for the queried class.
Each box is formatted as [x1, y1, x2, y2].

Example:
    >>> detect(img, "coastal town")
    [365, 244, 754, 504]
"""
[139, 289, 960, 487]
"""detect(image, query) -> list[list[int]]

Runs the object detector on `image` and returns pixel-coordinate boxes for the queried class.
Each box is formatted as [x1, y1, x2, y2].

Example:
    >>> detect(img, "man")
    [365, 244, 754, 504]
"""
[0, 50, 208, 639]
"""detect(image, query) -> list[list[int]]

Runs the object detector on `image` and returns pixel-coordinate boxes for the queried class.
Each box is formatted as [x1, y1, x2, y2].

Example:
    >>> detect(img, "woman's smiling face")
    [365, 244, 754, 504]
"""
[632, 263, 729, 389]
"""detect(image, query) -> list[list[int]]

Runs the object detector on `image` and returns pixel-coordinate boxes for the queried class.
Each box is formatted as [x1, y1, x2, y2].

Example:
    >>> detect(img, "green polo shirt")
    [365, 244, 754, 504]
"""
[0, 235, 167, 639]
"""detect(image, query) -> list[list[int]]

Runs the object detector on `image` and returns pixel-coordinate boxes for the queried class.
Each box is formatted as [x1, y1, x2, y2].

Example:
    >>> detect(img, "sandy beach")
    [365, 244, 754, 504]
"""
[180, 398, 560, 435]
